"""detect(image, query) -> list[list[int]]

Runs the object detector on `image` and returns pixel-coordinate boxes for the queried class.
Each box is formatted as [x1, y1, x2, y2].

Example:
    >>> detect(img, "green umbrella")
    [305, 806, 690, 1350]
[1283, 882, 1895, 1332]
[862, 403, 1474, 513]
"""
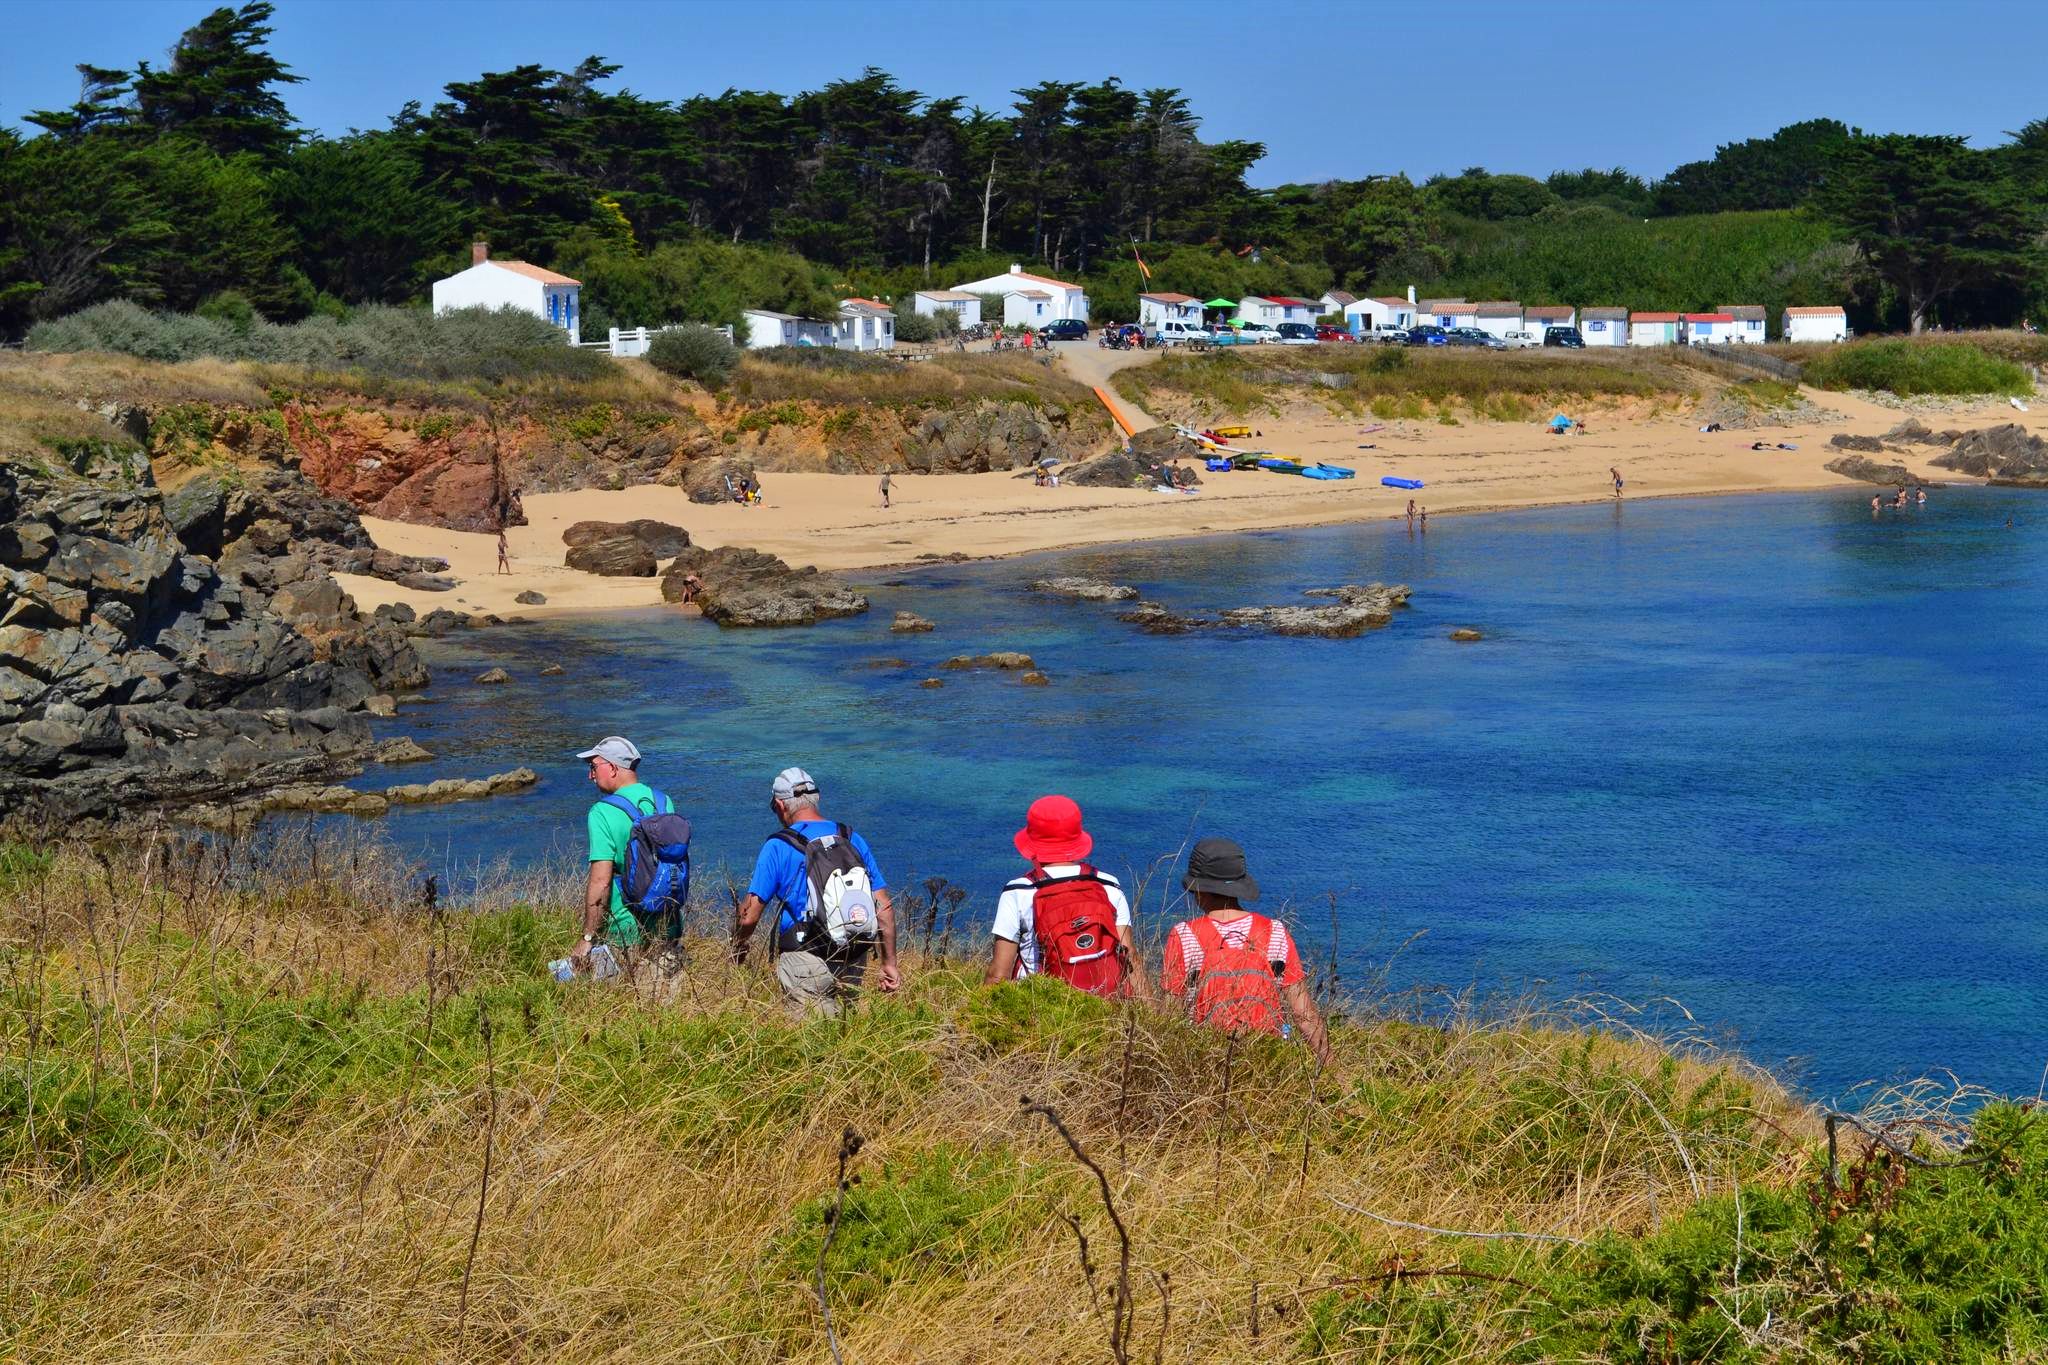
[1202, 298, 1238, 308]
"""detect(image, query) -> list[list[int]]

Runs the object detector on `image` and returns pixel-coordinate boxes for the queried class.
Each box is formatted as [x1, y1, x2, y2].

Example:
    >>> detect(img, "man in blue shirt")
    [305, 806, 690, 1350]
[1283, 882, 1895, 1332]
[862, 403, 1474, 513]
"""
[732, 767, 901, 1013]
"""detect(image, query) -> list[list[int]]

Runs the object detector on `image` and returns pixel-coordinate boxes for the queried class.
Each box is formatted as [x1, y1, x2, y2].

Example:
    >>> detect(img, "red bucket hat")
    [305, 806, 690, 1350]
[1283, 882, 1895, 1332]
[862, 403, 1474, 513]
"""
[1014, 794, 1093, 863]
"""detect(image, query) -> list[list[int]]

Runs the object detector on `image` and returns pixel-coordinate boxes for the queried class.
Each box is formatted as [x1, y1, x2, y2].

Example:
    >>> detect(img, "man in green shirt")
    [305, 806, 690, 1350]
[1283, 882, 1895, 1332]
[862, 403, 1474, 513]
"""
[570, 735, 675, 972]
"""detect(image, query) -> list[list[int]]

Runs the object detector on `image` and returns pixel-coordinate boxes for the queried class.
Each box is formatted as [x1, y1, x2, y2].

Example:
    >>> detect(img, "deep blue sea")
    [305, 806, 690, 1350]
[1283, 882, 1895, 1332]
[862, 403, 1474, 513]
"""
[338, 489, 2048, 1103]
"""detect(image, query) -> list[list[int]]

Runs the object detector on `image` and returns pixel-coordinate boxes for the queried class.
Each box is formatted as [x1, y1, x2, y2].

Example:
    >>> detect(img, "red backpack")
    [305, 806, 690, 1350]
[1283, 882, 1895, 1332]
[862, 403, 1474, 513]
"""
[1183, 915, 1286, 1036]
[1027, 865, 1128, 998]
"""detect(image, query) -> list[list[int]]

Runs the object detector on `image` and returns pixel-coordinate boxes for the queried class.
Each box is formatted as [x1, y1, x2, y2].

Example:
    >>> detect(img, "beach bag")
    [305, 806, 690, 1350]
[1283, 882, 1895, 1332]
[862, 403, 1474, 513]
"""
[1183, 915, 1286, 1036]
[1027, 865, 1127, 998]
[601, 790, 691, 933]
[775, 823, 880, 953]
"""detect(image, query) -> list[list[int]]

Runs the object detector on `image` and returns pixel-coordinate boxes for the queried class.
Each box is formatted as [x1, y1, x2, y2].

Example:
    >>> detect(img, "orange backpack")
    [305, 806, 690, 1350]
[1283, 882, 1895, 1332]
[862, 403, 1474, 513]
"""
[1183, 915, 1286, 1035]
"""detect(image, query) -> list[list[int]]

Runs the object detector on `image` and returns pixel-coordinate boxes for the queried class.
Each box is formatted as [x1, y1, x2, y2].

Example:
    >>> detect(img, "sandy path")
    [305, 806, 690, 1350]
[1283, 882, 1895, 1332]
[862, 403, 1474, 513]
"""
[337, 385, 2041, 620]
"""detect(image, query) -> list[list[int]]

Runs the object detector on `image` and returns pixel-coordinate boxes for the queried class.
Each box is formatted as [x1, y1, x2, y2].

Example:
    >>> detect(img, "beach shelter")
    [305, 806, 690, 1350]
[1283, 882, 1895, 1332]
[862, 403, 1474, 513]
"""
[1549, 413, 1573, 431]
[1202, 298, 1238, 326]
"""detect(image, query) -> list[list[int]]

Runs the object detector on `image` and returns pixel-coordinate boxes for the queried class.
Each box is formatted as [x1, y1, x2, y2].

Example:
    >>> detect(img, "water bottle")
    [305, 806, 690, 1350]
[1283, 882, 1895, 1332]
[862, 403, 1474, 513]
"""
[548, 957, 576, 983]
[548, 945, 621, 983]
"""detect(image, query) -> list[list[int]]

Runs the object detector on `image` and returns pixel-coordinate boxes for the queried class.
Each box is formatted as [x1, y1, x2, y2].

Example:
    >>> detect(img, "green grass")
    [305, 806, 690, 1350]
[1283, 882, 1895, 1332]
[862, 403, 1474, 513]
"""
[1802, 340, 2032, 397]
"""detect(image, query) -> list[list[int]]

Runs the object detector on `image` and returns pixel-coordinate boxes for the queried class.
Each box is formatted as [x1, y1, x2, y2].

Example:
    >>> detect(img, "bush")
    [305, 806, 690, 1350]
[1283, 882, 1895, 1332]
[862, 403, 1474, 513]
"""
[893, 308, 937, 343]
[646, 324, 739, 388]
[1803, 339, 2032, 396]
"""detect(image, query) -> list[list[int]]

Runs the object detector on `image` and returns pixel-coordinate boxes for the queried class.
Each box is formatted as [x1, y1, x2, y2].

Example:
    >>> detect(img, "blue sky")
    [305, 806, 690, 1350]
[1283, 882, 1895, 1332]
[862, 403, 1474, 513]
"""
[6, 0, 2046, 185]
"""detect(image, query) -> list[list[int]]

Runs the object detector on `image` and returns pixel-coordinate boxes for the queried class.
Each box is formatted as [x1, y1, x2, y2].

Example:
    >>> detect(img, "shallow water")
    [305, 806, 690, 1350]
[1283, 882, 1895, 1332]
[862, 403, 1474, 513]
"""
[344, 488, 2048, 1102]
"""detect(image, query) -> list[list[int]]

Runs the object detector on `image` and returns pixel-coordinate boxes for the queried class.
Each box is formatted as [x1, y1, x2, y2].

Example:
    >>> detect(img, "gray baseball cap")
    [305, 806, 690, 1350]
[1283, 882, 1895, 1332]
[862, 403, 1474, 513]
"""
[575, 736, 641, 766]
[771, 766, 819, 802]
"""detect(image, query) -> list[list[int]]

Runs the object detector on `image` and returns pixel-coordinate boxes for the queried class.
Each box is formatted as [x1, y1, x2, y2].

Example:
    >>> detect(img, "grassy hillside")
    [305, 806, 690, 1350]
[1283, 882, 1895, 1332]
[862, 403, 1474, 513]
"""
[3, 832, 2039, 1361]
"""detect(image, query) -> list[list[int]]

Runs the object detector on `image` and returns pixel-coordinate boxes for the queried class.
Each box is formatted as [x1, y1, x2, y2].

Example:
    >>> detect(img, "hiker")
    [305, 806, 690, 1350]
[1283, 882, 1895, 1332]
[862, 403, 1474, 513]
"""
[1160, 838, 1329, 1063]
[1610, 466, 1624, 499]
[985, 795, 1146, 999]
[879, 469, 893, 509]
[732, 767, 901, 1013]
[570, 736, 690, 975]
[495, 528, 510, 574]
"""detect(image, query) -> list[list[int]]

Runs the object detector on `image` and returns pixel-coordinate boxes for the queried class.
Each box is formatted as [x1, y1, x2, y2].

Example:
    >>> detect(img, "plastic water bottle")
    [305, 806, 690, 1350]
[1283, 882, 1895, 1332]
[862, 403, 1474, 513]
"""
[548, 945, 622, 983]
[548, 957, 576, 983]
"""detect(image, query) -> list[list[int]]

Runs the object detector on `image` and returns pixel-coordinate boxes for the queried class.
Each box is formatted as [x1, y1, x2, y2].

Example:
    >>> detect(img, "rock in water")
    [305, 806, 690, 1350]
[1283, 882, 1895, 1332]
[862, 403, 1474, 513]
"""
[539, 663, 566, 676]
[1032, 576, 1140, 601]
[476, 667, 510, 685]
[891, 611, 935, 632]
[1019, 671, 1051, 686]
[941, 652, 1037, 671]
[1450, 628, 1484, 642]
[1118, 583, 1411, 639]
[373, 736, 434, 764]
[384, 767, 538, 805]
[657, 545, 868, 627]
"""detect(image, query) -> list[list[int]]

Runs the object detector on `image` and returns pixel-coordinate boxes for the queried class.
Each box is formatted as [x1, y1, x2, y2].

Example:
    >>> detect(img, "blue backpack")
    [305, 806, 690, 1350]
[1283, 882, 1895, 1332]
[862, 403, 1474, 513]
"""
[602, 790, 692, 929]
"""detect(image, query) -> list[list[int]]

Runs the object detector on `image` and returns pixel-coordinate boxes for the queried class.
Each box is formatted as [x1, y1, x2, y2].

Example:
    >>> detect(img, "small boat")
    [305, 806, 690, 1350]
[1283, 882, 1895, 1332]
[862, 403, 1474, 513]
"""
[1381, 476, 1425, 490]
[1259, 460, 1306, 475]
[1301, 464, 1354, 480]
[1211, 424, 1253, 439]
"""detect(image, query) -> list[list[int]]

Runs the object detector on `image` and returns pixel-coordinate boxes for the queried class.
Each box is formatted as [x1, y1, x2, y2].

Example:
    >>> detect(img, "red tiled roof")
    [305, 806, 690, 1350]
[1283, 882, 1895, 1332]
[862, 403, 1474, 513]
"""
[486, 260, 580, 286]
[1631, 312, 1680, 323]
[1683, 313, 1734, 323]
[1785, 306, 1847, 316]
[1367, 296, 1413, 308]
[1009, 269, 1084, 292]
[1525, 305, 1574, 319]
[1259, 296, 1314, 307]
[840, 298, 893, 315]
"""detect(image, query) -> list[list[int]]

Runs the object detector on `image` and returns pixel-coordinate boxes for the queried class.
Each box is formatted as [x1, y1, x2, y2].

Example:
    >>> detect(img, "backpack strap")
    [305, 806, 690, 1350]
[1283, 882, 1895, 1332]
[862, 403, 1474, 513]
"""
[599, 793, 647, 823]
[1025, 863, 1109, 889]
[771, 826, 812, 854]
[1188, 915, 1226, 956]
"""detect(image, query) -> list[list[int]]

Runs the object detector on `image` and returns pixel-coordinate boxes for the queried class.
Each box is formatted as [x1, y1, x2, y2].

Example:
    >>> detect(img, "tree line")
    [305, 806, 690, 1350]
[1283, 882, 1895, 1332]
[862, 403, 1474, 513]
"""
[2, 2, 2043, 340]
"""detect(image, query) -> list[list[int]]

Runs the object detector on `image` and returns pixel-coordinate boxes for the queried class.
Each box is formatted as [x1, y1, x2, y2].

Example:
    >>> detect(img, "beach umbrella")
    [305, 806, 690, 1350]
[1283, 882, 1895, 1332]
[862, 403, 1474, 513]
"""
[1203, 298, 1238, 309]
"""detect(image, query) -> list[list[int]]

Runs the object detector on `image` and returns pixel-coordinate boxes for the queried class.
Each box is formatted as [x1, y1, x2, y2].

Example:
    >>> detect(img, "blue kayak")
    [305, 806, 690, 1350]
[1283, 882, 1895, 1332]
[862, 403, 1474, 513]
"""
[1381, 476, 1425, 490]
[1301, 465, 1354, 480]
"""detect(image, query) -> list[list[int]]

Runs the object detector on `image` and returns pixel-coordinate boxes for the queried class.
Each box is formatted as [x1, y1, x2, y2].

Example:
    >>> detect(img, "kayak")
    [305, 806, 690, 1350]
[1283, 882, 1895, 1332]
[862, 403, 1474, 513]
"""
[1300, 466, 1349, 480]
[1309, 463, 1355, 477]
[1259, 460, 1305, 474]
[1381, 476, 1425, 490]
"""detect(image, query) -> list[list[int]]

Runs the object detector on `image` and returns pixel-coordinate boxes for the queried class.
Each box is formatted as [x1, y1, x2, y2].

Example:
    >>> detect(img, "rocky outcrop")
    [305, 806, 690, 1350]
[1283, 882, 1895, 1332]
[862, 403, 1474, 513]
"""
[1825, 455, 1922, 486]
[562, 519, 688, 577]
[1828, 434, 1886, 454]
[941, 652, 1037, 671]
[476, 668, 510, 685]
[891, 611, 935, 632]
[1884, 419, 1968, 446]
[683, 456, 757, 505]
[0, 448, 428, 821]
[1032, 576, 1140, 602]
[1450, 628, 1484, 642]
[1931, 424, 2048, 486]
[384, 768, 539, 805]
[514, 590, 547, 605]
[1120, 583, 1411, 639]
[658, 545, 868, 627]
[1061, 439, 1205, 490]
[282, 404, 521, 534]
[565, 519, 690, 558]
[162, 468, 451, 587]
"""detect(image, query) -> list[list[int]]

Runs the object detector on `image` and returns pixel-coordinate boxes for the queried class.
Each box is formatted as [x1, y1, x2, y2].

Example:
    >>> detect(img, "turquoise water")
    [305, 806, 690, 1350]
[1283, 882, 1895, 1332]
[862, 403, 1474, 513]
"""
[351, 489, 2048, 1103]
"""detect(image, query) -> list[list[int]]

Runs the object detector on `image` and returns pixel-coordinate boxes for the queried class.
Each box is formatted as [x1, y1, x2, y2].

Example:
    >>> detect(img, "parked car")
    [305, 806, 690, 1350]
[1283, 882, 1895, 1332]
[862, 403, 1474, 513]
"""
[1373, 326, 1411, 345]
[1404, 325, 1448, 347]
[1543, 326, 1586, 348]
[1235, 321, 1281, 343]
[1204, 326, 1251, 346]
[1144, 319, 1204, 347]
[1042, 318, 1088, 341]
[1502, 330, 1541, 349]
[1448, 327, 1505, 349]
[1314, 324, 1353, 343]
[1274, 322, 1319, 345]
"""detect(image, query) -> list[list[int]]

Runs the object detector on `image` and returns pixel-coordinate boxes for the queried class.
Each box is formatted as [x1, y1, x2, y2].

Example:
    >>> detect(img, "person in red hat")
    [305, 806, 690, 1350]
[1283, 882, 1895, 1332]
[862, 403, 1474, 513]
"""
[984, 795, 1147, 999]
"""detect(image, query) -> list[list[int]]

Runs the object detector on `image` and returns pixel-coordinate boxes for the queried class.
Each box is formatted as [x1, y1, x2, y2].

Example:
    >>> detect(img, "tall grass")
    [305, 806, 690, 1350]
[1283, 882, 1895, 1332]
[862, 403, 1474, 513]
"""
[731, 349, 1098, 410]
[1801, 340, 2032, 397]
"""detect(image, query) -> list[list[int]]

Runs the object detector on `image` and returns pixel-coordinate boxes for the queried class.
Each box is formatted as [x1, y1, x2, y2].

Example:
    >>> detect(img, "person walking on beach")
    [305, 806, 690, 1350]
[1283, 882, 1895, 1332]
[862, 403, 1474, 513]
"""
[879, 469, 893, 509]
[1160, 838, 1329, 1064]
[570, 736, 689, 976]
[985, 795, 1146, 999]
[733, 768, 901, 1014]
[1405, 498, 1416, 521]
[496, 527, 511, 575]
[1610, 466, 1624, 499]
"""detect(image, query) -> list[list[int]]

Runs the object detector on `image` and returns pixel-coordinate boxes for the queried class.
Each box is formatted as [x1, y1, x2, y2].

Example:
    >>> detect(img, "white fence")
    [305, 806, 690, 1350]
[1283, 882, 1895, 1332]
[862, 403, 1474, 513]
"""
[574, 324, 735, 359]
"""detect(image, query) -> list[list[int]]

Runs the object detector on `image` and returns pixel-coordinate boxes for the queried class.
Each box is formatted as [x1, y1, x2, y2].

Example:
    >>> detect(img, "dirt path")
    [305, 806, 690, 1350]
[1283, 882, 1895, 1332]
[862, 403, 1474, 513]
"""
[1051, 337, 1166, 429]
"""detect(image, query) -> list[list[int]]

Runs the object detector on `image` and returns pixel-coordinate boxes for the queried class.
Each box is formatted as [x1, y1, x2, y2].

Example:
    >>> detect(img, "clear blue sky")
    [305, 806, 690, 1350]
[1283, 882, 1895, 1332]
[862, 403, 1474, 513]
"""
[6, 0, 2046, 185]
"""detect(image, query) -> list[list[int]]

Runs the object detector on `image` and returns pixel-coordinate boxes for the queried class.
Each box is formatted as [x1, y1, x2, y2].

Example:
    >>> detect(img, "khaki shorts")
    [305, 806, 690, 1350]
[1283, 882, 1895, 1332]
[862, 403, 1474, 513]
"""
[776, 950, 867, 1016]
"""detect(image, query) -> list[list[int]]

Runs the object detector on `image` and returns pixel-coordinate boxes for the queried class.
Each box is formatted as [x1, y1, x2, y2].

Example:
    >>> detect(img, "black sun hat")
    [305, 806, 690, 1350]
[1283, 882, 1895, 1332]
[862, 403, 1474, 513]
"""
[1182, 836, 1260, 902]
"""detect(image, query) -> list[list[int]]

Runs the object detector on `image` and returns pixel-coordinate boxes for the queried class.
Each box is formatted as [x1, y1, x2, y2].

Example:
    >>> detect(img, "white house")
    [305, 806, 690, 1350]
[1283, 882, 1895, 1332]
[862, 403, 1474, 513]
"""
[836, 299, 896, 351]
[949, 264, 1089, 327]
[1344, 295, 1417, 335]
[912, 290, 982, 329]
[1235, 296, 1317, 328]
[1718, 305, 1768, 344]
[1629, 311, 1680, 346]
[1682, 312, 1737, 345]
[1472, 302, 1525, 341]
[431, 241, 581, 344]
[1138, 292, 1203, 329]
[1579, 307, 1628, 346]
[1784, 305, 1849, 343]
[1319, 290, 1357, 318]
[741, 309, 834, 350]
[1416, 299, 1475, 330]
[1524, 305, 1576, 336]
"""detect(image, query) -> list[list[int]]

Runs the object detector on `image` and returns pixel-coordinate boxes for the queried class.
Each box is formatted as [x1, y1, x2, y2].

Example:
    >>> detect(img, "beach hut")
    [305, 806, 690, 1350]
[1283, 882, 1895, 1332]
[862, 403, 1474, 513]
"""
[1783, 305, 1849, 343]
[1417, 299, 1474, 330]
[1344, 295, 1417, 336]
[1629, 311, 1679, 346]
[1524, 305, 1577, 337]
[1138, 292, 1203, 329]
[835, 298, 896, 351]
[1472, 302, 1525, 341]
[948, 264, 1090, 326]
[1579, 307, 1627, 346]
[741, 308, 835, 350]
[1681, 312, 1736, 346]
[432, 241, 581, 344]
[1718, 305, 1767, 344]
[912, 290, 982, 329]
[1236, 296, 1318, 328]
[1319, 290, 1357, 319]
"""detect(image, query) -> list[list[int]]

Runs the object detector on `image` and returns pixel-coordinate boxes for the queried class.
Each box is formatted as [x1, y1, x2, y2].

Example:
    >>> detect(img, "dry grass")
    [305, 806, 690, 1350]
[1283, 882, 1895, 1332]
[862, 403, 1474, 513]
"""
[0, 828, 1819, 1362]
[731, 350, 1098, 410]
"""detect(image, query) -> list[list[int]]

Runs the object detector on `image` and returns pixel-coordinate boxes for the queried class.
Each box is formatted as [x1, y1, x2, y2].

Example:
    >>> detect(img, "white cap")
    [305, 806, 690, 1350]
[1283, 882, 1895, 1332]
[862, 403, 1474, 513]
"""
[575, 736, 641, 766]
[771, 766, 819, 802]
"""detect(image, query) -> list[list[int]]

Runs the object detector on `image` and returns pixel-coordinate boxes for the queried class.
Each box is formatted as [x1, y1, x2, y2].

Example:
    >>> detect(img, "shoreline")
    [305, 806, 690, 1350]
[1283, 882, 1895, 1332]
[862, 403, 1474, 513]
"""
[338, 385, 2033, 618]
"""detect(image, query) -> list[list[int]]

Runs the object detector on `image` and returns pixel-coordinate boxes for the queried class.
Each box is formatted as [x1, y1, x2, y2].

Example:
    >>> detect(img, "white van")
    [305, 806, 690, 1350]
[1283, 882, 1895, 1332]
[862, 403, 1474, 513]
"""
[1145, 319, 1205, 346]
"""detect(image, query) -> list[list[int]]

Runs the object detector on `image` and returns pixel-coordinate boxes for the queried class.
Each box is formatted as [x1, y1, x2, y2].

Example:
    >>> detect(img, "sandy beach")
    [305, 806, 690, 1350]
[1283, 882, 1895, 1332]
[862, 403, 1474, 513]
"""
[337, 381, 2041, 619]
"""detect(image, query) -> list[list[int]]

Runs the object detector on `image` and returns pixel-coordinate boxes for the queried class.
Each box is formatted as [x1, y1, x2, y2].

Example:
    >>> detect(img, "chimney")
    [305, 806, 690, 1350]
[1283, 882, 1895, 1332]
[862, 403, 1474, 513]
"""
[1009, 264, 1022, 274]
[1407, 284, 1417, 305]
[473, 240, 489, 266]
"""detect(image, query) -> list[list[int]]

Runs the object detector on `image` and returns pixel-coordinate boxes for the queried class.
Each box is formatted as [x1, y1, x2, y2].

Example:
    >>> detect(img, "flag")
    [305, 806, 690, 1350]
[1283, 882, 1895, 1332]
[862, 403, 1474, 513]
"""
[1133, 244, 1152, 281]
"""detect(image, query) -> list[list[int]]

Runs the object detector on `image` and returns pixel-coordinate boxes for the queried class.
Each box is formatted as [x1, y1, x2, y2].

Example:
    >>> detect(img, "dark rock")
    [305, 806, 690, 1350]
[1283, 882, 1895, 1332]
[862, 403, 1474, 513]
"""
[891, 610, 935, 632]
[918, 677, 944, 688]
[1450, 628, 1484, 642]
[1930, 424, 2048, 486]
[539, 663, 566, 676]
[564, 531, 658, 577]
[1032, 576, 1139, 602]
[1119, 583, 1411, 639]
[1061, 446, 1203, 489]
[658, 545, 868, 627]
[1883, 418, 1966, 446]
[1828, 433, 1887, 453]
[861, 658, 912, 669]
[410, 608, 470, 638]
[563, 519, 690, 558]
[940, 652, 1036, 671]
[514, 590, 547, 605]
[683, 456, 758, 505]
[1019, 671, 1051, 686]
[394, 571, 458, 592]
[374, 601, 418, 625]
[372, 736, 434, 764]
[1825, 455, 1921, 486]
[476, 667, 510, 685]
[915, 552, 972, 563]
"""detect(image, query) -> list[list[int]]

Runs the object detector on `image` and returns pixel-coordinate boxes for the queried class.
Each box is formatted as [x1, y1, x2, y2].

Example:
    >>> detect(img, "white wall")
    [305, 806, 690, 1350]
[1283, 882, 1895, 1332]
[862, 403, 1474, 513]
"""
[432, 264, 580, 344]
[1630, 321, 1677, 346]
[1785, 313, 1848, 343]
[1236, 299, 1313, 327]
[1525, 310, 1577, 334]
[1473, 313, 1523, 340]
[1139, 298, 1201, 329]
[744, 313, 797, 350]
[837, 312, 896, 351]
[1580, 317, 1627, 346]
[1728, 316, 1767, 345]
[951, 269, 1088, 322]
[913, 295, 982, 328]
[1344, 299, 1415, 334]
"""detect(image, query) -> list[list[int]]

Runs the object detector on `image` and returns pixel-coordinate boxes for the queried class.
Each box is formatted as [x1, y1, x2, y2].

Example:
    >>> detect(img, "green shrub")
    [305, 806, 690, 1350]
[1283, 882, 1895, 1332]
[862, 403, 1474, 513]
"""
[195, 291, 259, 334]
[1803, 339, 2031, 396]
[646, 324, 740, 388]
[893, 308, 937, 343]
[752, 344, 893, 373]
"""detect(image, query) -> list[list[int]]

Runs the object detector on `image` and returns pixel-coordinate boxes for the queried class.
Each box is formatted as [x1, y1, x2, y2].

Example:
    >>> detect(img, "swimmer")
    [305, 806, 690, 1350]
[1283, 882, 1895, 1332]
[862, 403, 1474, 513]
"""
[1916, 486, 1927, 505]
